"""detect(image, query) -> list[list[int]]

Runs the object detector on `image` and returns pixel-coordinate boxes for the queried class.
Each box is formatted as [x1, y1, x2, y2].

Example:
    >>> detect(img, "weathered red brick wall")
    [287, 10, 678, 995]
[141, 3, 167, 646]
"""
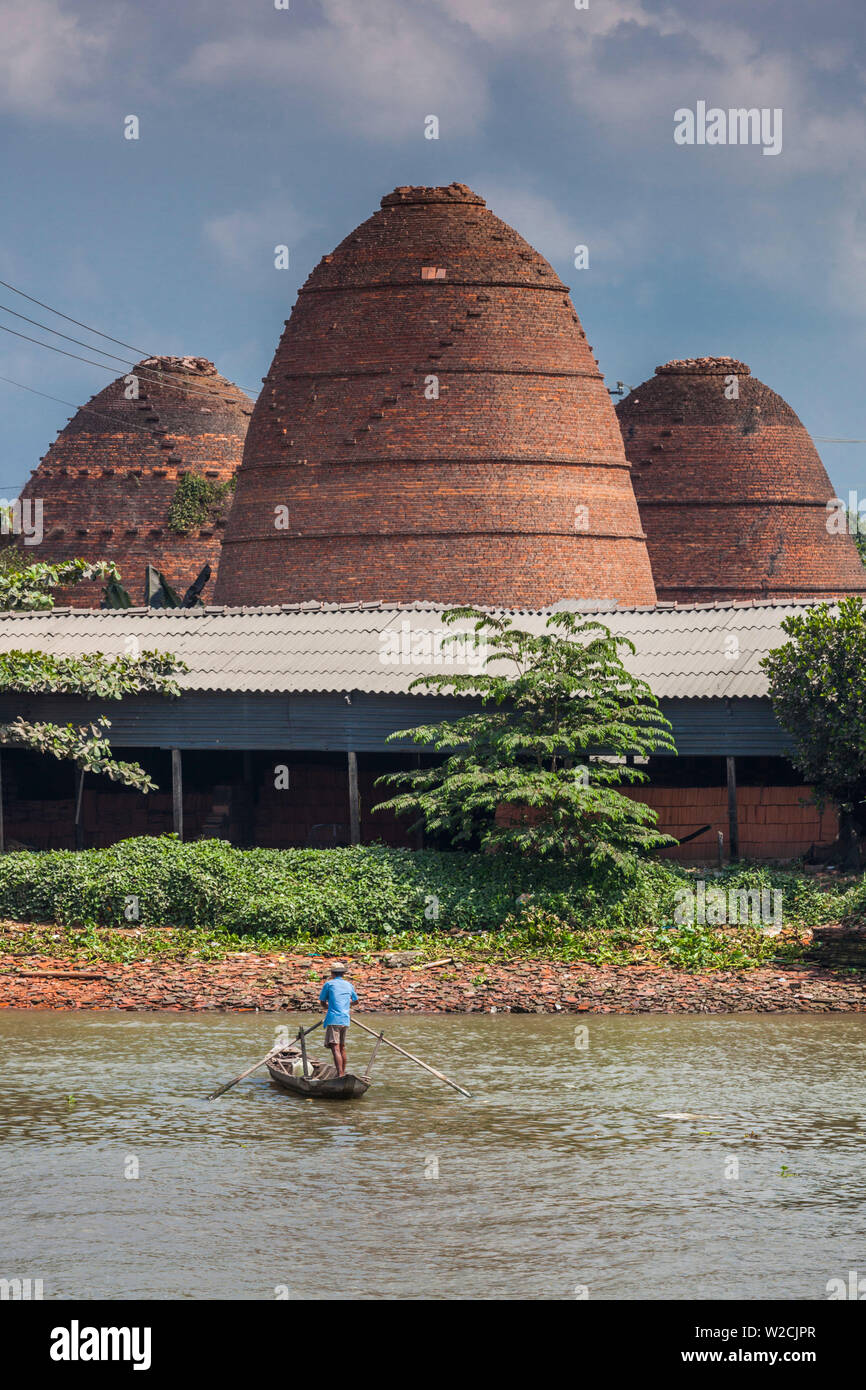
[2, 752, 417, 851]
[495, 783, 838, 863]
[14, 357, 251, 606]
[215, 183, 656, 609]
[626, 784, 838, 863]
[5, 791, 174, 849]
[11, 781, 837, 860]
[249, 756, 414, 848]
[4, 788, 213, 850]
[617, 358, 866, 603]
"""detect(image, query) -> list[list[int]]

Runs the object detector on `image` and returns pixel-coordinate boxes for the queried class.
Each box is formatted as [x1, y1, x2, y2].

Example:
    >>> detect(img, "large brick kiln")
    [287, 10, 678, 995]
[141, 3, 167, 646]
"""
[212, 183, 657, 608]
[15, 356, 252, 605]
[617, 357, 866, 604]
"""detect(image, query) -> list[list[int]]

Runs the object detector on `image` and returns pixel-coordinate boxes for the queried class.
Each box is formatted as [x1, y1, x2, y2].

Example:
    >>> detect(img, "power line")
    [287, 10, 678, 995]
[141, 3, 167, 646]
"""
[0, 372, 199, 441]
[0, 301, 137, 367]
[0, 276, 150, 356]
[0, 367, 252, 495]
[1, 292, 857, 447]
[0, 322, 124, 371]
[0, 320, 256, 406]
[0, 370, 177, 494]
[0, 304, 257, 405]
[0, 274, 259, 398]
[116, 358, 258, 405]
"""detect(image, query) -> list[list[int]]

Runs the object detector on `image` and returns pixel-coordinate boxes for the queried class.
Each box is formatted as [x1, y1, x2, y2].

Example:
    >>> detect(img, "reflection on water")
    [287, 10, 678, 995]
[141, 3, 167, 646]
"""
[0, 1011, 864, 1299]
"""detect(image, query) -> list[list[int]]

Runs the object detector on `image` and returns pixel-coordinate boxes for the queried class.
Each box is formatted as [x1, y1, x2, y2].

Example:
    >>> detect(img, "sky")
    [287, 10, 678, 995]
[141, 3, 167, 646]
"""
[1, 0, 864, 501]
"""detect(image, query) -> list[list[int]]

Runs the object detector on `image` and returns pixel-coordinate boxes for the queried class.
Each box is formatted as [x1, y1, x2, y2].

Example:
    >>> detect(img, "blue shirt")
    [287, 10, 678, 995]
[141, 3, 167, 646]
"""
[319, 977, 358, 1027]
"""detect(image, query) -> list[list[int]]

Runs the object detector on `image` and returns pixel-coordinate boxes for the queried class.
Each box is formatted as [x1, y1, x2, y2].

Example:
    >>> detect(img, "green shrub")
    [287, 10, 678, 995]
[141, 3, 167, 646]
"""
[0, 837, 853, 945]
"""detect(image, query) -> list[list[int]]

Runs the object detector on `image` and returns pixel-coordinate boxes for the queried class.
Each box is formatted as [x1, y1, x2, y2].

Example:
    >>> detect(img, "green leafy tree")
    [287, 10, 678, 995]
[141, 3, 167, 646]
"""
[763, 596, 866, 868]
[374, 607, 677, 865]
[0, 559, 185, 792]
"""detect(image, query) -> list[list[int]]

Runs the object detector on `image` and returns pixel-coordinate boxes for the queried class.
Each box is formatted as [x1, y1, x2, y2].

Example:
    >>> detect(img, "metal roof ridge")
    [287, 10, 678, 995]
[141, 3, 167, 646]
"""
[0, 595, 837, 622]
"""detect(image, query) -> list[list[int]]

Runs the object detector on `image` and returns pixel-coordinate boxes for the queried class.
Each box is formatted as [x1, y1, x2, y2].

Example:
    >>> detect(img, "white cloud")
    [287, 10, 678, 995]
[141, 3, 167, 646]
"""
[474, 185, 575, 265]
[181, 0, 487, 140]
[436, 0, 652, 43]
[476, 181, 652, 285]
[789, 109, 866, 176]
[826, 199, 866, 316]
[203, 200, 315, 271]
[0, 0, 112, 118]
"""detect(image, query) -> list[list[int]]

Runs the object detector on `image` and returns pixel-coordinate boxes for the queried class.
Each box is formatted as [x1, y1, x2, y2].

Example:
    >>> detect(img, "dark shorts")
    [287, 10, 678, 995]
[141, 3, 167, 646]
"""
[325, 1025, 347, 1047]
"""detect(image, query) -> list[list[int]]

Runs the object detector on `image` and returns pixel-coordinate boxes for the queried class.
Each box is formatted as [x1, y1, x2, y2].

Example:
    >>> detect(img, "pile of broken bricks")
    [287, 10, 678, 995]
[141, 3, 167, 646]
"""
[0, 946, 863, 1014]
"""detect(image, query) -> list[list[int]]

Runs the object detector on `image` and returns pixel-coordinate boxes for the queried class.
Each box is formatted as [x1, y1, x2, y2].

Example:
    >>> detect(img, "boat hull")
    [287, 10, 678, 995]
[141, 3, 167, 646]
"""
[266, 1060, 369, 1100]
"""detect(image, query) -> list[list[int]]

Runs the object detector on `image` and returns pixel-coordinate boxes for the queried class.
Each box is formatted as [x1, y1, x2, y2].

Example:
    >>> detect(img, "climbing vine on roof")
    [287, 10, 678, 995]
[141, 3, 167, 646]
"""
[167, 474, 235, 534]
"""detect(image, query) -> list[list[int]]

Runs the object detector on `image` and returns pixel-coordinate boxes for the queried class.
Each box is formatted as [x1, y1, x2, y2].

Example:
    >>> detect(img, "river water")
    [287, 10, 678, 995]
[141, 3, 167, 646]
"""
[0, 1011, 863, 1300]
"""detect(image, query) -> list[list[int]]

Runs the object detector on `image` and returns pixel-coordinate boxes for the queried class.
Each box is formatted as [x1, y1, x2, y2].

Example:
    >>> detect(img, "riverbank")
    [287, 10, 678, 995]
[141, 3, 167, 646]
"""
[1, 943, 863, 1013]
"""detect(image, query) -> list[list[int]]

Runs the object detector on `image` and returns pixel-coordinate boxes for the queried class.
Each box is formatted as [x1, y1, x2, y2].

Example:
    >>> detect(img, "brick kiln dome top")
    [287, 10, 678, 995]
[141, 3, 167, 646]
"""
[380, 183, 487, 206]
[655, 356, 750, 376]
[214, 184, 656, 609]
[617, 358, 866, 603]
[16, 356, 253, 606]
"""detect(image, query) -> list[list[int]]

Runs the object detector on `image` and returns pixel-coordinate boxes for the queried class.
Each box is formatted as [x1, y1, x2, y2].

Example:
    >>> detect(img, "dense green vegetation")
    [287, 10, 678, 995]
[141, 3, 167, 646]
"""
[0, 836, 856, 971]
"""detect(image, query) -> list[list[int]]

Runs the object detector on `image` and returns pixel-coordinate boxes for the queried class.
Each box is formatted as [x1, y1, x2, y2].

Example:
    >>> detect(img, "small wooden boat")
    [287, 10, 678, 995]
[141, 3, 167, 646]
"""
[266, 1051, 370, 1100]
[209, 1017, 469, 1105]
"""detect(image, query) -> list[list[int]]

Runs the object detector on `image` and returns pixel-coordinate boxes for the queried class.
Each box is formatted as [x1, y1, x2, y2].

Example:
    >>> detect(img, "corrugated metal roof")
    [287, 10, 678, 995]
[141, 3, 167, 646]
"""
[0, 598, 827, 699]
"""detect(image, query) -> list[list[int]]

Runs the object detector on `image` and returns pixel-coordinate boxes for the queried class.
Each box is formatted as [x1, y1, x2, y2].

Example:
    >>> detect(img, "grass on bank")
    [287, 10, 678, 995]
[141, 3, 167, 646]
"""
[0, 836, 861, 972]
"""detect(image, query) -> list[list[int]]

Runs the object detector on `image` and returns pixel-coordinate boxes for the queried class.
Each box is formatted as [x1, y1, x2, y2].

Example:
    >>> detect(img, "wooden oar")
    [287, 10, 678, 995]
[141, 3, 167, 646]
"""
[350, 1016, 471, 1098]
[208, 1020, 323, 1100]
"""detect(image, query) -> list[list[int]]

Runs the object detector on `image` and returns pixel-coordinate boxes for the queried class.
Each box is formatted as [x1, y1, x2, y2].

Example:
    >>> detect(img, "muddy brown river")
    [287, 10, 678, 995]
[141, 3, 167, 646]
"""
[0, 1011, 864, 1299]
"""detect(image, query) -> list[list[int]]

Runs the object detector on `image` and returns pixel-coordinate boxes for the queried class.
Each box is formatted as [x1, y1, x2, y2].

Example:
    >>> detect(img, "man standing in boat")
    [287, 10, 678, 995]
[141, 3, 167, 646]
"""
[319, 962, 358, 1077]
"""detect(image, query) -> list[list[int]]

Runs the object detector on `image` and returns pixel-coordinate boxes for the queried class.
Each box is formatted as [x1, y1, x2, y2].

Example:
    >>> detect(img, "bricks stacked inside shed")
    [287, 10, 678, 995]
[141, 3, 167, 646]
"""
[617, 357, 866, 604]
[213, 183, 657, 608]
[14, 356, 252, 606]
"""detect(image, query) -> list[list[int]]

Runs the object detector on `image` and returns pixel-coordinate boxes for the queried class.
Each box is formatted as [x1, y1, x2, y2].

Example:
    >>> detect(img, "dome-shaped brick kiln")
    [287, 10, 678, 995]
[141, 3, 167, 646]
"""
[213, 183, 656, 608]
[14, 357, 252, 606]
[617, 357, 866, 604]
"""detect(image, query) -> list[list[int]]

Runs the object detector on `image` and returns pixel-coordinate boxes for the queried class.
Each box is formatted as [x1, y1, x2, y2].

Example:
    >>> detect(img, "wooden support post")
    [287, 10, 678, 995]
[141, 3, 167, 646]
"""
[0, 750, 5, 855]
[241, 750, 253, 846]
[726, 755, 739, 862]
[347, 750, 360, 846]
[172, 748, 183, 841]
[74, 766, 85, 851]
